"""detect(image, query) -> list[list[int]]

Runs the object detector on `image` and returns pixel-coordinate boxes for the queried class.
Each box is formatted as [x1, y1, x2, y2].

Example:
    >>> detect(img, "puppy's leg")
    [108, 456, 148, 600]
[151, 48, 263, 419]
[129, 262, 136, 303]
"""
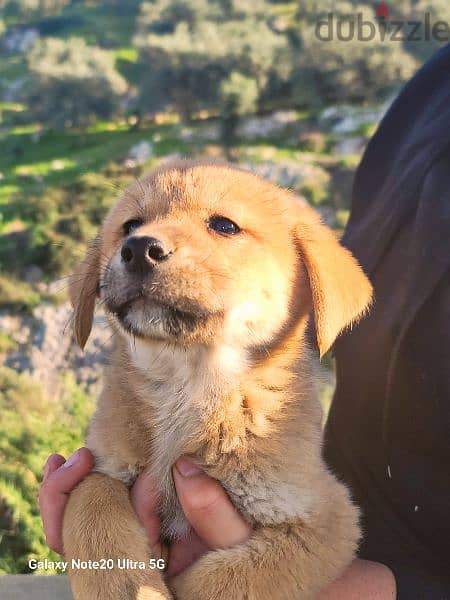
[171, 484, 359, 600]
[63, 473, 172, 600]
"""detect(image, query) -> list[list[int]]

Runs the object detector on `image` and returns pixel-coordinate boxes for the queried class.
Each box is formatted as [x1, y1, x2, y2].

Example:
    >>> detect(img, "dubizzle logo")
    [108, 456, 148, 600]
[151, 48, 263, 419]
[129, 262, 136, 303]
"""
[375, 2, 389, 19]
[315, 2, 450, 42]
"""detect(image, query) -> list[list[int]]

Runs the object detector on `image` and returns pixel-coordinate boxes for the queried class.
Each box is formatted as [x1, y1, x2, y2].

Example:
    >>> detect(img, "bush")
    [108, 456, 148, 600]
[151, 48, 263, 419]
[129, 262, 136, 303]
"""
[4, 0, 70, 18]
[293, 2, 418, 107]
[5, 169, 133, 280]
[135, 0, 291, 123]
[0, 275, 41, 312]
[20, 37, 127, 129]
[0, 368, 94, 574]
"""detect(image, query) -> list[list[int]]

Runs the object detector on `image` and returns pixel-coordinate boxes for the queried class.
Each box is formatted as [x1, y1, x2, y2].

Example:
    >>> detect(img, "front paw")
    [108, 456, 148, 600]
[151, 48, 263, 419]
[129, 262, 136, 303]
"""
[69, 569, 171, 600]
[170, 557, 249, 600]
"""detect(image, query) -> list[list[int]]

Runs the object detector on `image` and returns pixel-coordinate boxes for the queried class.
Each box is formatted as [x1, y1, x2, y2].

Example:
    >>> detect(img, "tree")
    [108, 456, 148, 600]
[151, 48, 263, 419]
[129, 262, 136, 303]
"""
[397, 0, 450, 61]
[219, 71, 258, 153]
[135, 0, 291, 122]
[20, 37, 127, 129]
[3, 0, 70, 17]
[292, 2, 418, 108]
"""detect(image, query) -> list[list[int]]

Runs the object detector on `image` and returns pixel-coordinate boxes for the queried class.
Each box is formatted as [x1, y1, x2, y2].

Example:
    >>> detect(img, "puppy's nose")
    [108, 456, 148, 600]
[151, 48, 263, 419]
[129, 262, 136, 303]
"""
[121, 236, 170, 272]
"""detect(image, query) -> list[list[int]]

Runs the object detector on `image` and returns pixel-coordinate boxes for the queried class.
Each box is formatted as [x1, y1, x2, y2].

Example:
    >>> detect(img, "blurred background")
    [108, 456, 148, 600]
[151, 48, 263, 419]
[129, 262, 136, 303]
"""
[0, 0, 447, 577]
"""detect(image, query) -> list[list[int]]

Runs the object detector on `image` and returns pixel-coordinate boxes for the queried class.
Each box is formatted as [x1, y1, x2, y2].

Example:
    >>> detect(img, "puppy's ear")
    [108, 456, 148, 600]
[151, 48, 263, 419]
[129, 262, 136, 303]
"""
[69, 236, 101, 350]
[295, 209, 372, 357]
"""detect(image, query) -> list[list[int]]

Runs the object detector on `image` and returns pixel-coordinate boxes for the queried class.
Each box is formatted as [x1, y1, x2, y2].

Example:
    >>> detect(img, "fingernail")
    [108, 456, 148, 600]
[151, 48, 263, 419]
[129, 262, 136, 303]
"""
[63, 450, 80, 468]
[175, 457, 202, 478]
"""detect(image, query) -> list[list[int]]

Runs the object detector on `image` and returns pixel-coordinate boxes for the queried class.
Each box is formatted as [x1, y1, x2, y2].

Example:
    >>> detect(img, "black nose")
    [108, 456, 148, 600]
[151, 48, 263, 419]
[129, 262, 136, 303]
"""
[121, 236, 170, 272]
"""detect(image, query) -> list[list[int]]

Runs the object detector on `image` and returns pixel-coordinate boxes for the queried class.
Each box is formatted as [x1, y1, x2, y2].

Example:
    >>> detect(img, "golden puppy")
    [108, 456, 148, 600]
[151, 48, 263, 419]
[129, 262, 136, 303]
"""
[64, 160, 372, 599]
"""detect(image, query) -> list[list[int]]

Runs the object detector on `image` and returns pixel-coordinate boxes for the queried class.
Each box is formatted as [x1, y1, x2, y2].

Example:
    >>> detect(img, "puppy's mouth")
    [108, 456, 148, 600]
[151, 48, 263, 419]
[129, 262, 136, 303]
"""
[105, 293, 212, 340]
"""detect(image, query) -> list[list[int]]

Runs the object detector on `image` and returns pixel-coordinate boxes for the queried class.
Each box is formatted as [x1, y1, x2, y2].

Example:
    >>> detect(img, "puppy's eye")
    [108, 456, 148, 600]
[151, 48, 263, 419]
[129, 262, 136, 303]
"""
[122, 219, 143, 237]
[207, 215, 241, 236]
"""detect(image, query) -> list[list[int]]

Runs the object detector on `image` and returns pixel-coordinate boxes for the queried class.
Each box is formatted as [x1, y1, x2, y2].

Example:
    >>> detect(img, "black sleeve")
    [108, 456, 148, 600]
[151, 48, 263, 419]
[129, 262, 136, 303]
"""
[391, 565, 450, 600]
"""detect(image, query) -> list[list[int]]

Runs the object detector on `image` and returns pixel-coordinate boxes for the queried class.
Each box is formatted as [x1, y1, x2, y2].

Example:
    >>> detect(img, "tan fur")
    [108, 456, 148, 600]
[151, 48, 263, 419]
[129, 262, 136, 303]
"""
[63, 160, 372, 599]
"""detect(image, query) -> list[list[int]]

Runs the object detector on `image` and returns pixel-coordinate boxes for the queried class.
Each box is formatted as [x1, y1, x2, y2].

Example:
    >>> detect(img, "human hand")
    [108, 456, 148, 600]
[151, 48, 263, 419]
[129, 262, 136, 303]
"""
[39, 449, 252, 576]
[132, 456, 252, 576]
[39, 448, 95, 555]
[318, 559, 396, 599]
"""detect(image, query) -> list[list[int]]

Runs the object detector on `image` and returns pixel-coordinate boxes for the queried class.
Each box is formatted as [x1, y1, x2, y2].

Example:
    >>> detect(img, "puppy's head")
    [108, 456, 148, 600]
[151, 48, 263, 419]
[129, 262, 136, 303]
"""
[70, 160, 372, 357]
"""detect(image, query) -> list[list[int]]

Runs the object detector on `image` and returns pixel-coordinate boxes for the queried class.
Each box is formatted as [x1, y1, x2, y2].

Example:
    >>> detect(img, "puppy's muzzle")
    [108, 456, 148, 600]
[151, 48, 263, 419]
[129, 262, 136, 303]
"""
[121, 236, 171, 274]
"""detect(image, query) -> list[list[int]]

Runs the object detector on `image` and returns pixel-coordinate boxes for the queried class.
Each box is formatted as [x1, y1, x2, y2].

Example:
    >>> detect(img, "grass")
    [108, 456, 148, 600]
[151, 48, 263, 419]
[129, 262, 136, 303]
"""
[0, 55, 27, 87]
[0, 112, 357, 233]
[0, 120, 193, 221]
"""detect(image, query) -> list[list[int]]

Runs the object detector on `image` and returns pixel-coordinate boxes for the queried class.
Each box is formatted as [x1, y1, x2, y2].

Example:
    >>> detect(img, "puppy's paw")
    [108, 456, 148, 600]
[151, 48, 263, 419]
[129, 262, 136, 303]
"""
[170, 555, 251, 600]
[70, 570, 171, 600]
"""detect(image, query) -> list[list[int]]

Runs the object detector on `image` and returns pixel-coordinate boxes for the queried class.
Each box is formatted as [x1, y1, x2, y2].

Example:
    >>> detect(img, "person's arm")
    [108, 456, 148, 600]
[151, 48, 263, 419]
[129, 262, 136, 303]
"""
[318, 559, 396, 599]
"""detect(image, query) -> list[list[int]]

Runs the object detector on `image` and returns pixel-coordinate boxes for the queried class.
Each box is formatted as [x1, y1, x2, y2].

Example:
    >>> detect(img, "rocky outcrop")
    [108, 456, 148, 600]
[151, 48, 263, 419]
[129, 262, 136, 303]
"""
[0, 302, 111, 397]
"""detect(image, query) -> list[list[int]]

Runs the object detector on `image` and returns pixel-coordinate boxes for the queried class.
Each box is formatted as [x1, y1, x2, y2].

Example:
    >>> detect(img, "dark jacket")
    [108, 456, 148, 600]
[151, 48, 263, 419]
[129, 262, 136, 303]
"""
[324, 45, 450, 599]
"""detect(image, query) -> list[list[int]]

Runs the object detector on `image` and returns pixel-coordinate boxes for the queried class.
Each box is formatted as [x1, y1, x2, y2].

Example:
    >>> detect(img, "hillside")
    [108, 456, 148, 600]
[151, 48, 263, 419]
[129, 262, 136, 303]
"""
[0, 0, 447, 576]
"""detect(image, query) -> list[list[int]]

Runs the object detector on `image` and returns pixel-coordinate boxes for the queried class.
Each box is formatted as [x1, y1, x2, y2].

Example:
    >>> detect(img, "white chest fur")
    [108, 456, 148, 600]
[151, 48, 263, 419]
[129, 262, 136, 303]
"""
[128, 338, 247, 538]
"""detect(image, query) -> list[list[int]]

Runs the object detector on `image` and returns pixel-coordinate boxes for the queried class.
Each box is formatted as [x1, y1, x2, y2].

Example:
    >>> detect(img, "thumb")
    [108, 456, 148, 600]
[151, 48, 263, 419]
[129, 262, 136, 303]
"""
[173, 456, 252, 550]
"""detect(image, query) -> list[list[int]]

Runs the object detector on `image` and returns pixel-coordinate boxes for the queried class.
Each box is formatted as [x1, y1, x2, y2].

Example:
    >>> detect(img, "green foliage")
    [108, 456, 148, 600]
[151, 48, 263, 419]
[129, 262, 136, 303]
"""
[3, 0, 70, 18]
[0, 332, 16, 355]
[219, 72, 259, 148]
[0, 367, 94, 574]
[135, 0, 290, 120]
[301, 182, 328, 206]
[398, 0, 450, 61]
[20, 37, 127, 129]
[335, 208, 350, 228]
[5, 170, 133, 279]
[293, 2, 419, 107]
[0, 275, 41, 312]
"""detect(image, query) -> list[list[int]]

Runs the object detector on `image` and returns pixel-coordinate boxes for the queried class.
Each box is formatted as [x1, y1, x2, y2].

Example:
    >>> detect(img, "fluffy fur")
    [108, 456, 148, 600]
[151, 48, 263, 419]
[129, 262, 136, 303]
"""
[63, 160, 372, 599]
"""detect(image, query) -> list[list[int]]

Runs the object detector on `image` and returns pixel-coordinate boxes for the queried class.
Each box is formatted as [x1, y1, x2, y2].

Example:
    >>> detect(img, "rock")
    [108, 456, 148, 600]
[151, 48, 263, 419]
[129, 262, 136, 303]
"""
[125, 141, 154, 168]
[320, 104, 387, 134]
[333, 136, 366, 156]
[179, 127, 194, 141]
[241, 160, 326, 195]
[3, 27, 39, 53]
[0, 300, 112, 398]
[199, 124, 220, 142]
[22, 265, 43, 284]
[179, 124, 219, 142]
[238, 111, 298, 139]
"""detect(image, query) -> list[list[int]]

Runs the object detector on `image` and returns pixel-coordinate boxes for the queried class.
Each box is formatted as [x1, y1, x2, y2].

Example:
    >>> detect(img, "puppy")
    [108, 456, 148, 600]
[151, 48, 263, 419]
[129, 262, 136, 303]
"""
[64, 160, 372, 599]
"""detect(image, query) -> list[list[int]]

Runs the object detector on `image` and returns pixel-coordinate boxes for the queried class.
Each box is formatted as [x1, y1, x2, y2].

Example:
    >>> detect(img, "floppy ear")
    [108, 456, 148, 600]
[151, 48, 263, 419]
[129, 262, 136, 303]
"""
[69, 236, 101, 350]
[295, 210, 373, 357]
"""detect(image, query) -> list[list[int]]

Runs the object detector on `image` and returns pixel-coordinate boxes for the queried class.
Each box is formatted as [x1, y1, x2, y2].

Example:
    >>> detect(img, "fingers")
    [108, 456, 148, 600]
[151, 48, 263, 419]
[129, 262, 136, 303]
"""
[173, 457, 252, 550]
[130, 472, 161, 548]
[43, 454, 66, 481]
[39, 448, 94, 555]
